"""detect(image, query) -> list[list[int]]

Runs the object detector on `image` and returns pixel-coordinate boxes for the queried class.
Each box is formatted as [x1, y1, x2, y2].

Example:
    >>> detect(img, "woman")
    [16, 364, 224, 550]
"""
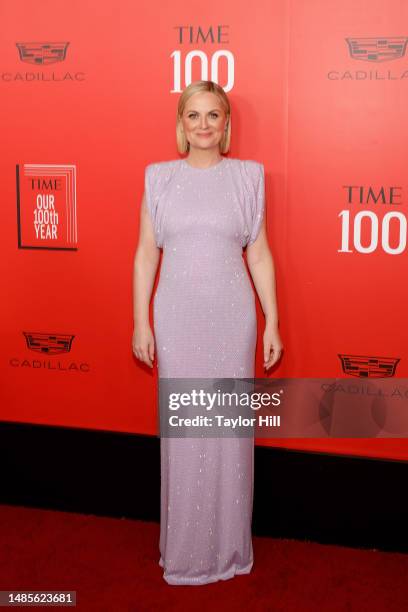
[133, 80, 282, 585]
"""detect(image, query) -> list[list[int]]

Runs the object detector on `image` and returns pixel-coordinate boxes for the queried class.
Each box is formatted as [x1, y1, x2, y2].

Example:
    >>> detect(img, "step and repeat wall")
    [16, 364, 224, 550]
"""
[1, 0, 407, 460]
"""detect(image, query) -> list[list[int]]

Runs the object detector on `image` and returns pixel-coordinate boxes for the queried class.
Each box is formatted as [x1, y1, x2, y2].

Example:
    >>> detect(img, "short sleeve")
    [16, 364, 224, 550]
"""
[243, 161, 265, 247]
[144, 163, 163, 248]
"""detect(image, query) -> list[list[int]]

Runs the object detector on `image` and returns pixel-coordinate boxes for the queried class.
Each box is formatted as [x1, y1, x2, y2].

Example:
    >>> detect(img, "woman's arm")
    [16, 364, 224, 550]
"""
[246, 218, 283, 370]
[132, 192, 161, 368]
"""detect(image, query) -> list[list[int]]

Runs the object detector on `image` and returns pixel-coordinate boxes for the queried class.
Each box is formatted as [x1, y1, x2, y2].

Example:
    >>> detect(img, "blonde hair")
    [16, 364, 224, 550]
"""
[176, 80, 231, 154]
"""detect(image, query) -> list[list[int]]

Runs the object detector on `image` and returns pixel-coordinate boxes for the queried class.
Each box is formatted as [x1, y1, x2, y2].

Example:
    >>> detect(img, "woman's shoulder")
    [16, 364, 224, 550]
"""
[222, 157, 264, 175]
[236, 158, 264, 170]
[233, 159, 264, 185]
[145, 159, 180, 172]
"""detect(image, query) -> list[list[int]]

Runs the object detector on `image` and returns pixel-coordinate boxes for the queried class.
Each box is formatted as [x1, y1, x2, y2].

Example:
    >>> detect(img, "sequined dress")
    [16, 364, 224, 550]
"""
[144, 156, 265, 585]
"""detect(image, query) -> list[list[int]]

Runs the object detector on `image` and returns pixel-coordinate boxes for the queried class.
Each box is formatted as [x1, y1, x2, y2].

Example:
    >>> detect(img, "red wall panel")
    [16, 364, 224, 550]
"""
[1, 0, 406, 460]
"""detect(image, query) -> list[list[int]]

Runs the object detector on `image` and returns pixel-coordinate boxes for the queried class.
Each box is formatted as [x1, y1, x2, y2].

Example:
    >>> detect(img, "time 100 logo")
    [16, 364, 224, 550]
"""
[338, 185, 407, 255]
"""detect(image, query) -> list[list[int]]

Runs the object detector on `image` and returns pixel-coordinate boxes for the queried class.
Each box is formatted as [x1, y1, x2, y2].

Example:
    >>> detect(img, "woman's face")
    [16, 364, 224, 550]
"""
[181, 92, 227, 153]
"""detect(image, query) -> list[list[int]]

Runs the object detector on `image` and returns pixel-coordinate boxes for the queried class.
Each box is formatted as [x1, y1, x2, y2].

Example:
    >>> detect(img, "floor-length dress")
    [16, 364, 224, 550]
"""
[144, 156, 265, 585]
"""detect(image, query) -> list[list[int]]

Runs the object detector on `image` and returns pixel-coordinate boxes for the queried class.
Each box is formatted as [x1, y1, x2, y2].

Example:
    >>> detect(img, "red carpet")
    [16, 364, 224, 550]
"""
[0, 504, 406, 611]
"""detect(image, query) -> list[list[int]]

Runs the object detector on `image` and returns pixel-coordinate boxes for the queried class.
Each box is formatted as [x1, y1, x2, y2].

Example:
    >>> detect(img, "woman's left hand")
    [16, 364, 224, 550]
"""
[263, 323, 283, 370]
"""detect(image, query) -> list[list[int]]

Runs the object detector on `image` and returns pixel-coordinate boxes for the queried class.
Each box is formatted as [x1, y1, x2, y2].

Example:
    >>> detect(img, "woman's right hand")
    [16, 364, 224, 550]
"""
[133, 323, 155, 368]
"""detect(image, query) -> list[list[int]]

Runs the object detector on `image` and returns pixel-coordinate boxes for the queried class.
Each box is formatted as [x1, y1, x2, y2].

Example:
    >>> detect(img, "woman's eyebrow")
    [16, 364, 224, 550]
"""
[186, 109, 221, 113]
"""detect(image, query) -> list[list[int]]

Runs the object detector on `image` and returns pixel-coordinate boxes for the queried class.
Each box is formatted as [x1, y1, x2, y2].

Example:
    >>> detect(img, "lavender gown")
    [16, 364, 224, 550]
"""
[144, 156, 265, 585]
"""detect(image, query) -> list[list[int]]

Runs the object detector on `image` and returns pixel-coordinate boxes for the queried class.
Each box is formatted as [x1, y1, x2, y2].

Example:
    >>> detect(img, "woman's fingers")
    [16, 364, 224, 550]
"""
[133, 343, 154, 368]
[148, 341, 155, 362]
[263, 343, 283, 369]
[133, 325, 155, 369]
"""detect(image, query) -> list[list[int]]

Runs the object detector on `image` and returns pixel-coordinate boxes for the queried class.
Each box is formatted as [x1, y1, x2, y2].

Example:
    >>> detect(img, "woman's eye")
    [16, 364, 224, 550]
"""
[188, 113, 218, 119]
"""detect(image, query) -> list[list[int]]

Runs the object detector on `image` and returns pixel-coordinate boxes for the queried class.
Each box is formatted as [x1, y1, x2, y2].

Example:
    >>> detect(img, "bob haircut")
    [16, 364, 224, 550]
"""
[176, 80, 231, 154]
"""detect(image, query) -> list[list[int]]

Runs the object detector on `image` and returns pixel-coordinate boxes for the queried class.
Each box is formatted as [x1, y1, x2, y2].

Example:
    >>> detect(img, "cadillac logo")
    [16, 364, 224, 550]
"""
[345, 36, 408, 62]
[338, 353, 400, 378]
[23, 332, 75, 355]
[16, 42, 70, 65]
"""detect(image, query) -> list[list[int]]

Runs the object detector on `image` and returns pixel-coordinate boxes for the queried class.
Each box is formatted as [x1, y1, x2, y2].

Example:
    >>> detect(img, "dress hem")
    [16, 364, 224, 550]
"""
[159, 556, 253, 586]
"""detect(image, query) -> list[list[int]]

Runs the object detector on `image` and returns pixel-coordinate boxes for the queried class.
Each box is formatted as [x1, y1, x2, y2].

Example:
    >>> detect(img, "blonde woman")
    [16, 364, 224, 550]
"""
[133, 80, 282, 585]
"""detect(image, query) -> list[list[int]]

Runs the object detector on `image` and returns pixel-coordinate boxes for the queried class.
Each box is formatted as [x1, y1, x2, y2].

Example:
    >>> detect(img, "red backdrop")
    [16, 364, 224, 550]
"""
[1, 0, 407, 460]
